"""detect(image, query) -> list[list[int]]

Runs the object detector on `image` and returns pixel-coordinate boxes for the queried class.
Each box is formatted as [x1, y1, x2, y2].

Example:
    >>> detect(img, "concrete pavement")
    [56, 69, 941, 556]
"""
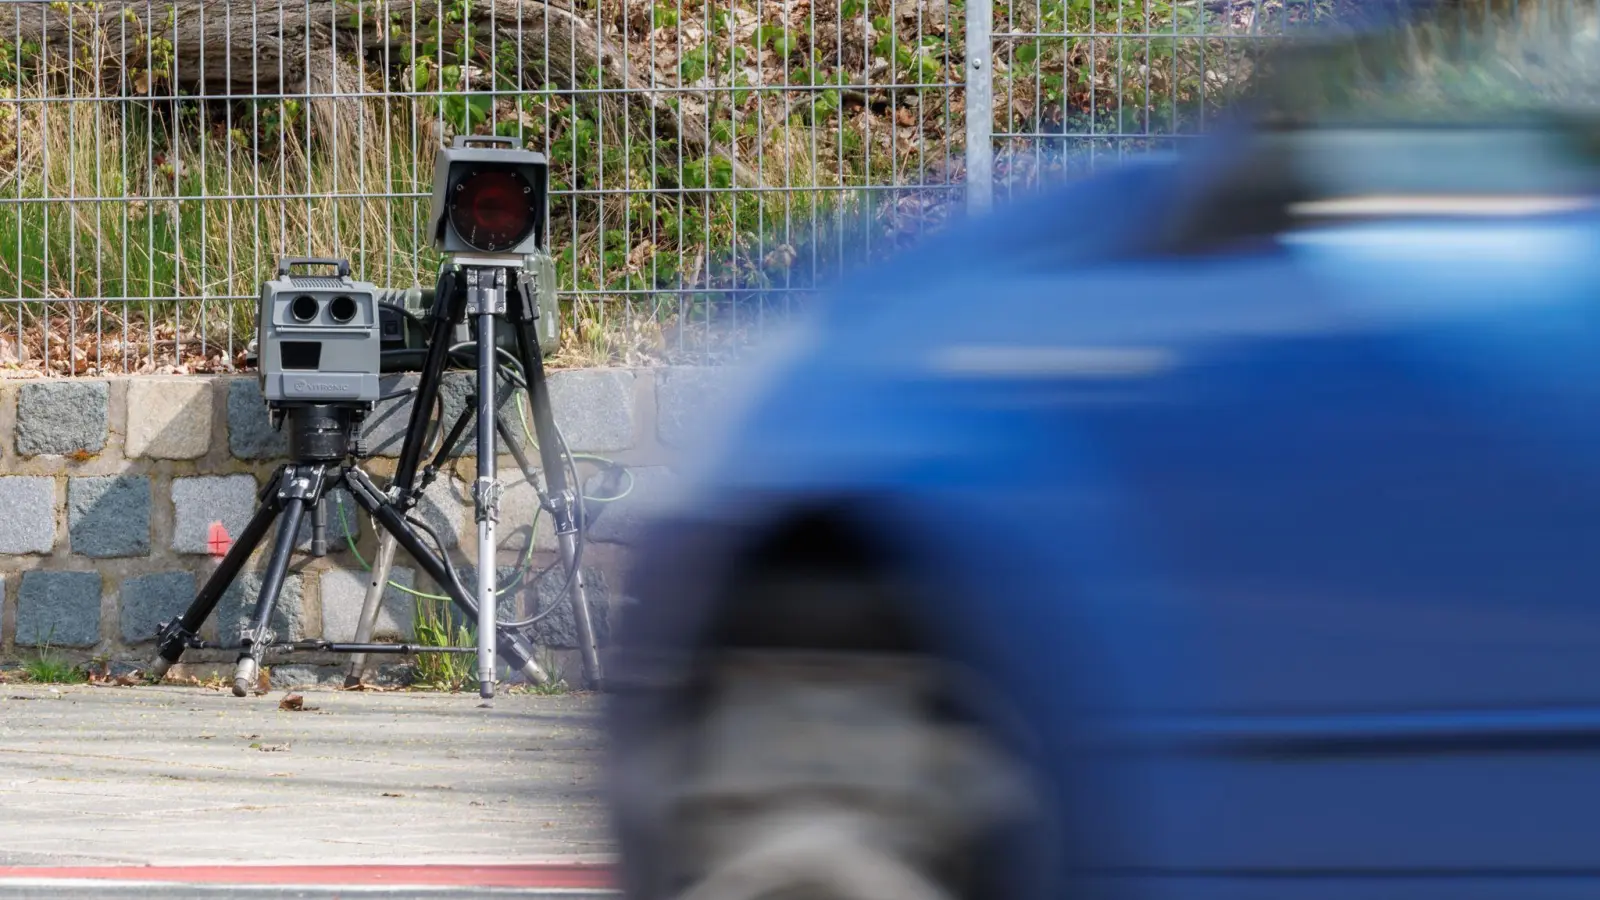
[0, 682, 616, 896]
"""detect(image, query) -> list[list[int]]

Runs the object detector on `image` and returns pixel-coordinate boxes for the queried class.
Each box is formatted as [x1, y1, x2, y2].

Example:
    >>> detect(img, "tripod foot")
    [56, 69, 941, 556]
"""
[479, 680, 495, 700]
[514, 657, 549, 686]
[149, 657, 174, 682]
[233, 657, 260, 698]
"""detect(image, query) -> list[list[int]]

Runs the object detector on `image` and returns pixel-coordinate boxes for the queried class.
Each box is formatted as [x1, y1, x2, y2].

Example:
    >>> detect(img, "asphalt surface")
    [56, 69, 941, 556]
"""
[0, 682, 615, 897]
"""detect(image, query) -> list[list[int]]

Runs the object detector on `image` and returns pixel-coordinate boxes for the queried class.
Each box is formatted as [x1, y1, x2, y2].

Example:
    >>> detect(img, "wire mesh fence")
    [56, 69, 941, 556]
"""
[0, 0, 968, 374]
[0, 0, 1583, 374]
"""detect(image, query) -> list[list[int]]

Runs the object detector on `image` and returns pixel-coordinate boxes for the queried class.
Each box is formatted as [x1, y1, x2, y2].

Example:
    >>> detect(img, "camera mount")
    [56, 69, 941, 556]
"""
[151, 137, 604, 700]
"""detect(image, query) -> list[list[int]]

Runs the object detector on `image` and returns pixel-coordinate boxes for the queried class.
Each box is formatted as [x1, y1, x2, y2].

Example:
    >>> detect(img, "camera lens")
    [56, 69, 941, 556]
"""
[448, 167, 537, 253]
[329, 295, 358, 324]
[290, 294, 319, 323]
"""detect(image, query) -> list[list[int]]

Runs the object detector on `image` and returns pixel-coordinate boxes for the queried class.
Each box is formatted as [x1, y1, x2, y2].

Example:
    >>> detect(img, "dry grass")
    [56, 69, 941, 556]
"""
[2, 0, 1575, 375]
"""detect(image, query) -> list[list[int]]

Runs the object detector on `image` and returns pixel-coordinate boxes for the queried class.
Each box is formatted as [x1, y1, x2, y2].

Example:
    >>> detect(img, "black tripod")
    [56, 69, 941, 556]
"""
[152, 259, 602, 699]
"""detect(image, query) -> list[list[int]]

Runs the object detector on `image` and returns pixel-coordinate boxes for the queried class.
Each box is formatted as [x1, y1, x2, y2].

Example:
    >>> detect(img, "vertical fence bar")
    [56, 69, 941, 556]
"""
[965, 0, 992, 216]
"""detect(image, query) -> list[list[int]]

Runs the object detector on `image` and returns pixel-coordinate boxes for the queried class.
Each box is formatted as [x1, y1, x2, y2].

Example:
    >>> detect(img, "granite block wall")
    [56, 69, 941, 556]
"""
[0, 369, 712, 681]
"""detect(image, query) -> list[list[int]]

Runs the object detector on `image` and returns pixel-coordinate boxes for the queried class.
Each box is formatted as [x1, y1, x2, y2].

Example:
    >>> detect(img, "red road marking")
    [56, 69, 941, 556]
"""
[0, 864, 615, 890]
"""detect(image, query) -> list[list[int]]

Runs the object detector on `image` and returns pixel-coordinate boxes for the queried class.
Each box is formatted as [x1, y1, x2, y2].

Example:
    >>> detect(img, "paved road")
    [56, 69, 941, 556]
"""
[0, 683, 616, 896]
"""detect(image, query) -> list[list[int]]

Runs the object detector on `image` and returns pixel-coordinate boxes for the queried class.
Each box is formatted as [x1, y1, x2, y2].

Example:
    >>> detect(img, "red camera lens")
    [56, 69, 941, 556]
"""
[448, 168, 537, 253]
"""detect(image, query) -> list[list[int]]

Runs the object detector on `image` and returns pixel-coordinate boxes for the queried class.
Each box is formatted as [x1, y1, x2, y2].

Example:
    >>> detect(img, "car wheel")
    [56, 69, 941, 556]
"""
[614, 565, 1056, 900]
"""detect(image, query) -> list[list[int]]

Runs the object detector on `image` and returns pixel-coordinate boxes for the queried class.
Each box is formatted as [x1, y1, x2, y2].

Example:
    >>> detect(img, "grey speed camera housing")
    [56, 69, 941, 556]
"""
[428, 135, 550, 255]
[257, 257, 382, 404]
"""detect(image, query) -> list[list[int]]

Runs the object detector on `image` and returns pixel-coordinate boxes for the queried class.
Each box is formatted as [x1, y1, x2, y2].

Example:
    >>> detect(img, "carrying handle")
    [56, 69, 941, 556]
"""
[277, 256, 351, 277]
[451, 134, 519, 149]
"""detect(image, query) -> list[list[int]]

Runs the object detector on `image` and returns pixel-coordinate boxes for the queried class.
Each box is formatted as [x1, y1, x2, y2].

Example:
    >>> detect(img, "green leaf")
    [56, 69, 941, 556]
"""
[1016, 40, 1040, 65]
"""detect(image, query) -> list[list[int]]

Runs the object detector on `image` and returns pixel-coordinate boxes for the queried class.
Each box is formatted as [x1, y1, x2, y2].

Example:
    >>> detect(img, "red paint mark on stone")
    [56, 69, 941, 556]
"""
[207, 522, 232, 557]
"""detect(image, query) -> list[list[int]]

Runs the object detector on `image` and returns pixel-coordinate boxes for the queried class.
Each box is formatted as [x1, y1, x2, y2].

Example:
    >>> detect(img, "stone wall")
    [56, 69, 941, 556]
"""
[0, 369, 706, 683]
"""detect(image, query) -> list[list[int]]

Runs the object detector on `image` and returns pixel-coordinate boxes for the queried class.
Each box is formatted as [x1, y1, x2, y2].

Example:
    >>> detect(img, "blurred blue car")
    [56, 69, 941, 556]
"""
[603, 17, 1600, 900]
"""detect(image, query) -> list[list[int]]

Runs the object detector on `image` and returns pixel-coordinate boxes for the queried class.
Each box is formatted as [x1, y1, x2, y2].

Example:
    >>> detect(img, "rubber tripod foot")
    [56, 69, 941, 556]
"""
[479, 680, 494, 700]
[233, 657, 260, 698]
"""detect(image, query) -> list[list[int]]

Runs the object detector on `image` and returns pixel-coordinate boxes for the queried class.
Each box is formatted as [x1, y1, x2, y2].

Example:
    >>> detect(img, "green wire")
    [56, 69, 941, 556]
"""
[512, 381, 636, 503]
[329, 368, 635, 601]
[333, 492, 538, 601]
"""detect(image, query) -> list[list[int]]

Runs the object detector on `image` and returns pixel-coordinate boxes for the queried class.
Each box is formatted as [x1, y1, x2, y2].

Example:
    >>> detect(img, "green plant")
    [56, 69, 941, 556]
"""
[410, 595, 477, 691]
[22, 636, 87, 685]
[518, 647, 570, 695]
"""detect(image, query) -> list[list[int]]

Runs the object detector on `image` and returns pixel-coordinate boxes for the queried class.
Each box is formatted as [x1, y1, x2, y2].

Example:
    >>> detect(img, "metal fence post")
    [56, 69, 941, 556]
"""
[964, 0, 994, 216]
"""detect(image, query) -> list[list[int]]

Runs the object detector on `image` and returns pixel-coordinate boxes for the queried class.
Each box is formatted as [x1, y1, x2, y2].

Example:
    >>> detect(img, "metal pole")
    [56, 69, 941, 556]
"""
[562, 530, 602, 688]
[344, 529, 400, 688]
[964, 0, 994, 217]
[471, 268, 504, 700]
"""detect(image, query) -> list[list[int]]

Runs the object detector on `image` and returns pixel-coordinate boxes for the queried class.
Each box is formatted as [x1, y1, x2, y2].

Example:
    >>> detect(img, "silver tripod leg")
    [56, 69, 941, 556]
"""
[558, 529, 603, 689]
[471, 278, 502, 700]
[344, 529, 399, 688]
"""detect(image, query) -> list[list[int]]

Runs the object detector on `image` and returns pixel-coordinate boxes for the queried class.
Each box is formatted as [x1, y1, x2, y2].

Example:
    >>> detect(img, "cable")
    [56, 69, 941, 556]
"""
[332, 492, 538, 602]
[333, 331, 634, 628]
[495, 417, 585, 629]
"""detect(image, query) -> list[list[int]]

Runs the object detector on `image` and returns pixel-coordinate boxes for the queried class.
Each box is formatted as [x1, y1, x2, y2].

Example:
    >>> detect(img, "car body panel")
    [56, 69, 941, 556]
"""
[610, 148, 1600, 894]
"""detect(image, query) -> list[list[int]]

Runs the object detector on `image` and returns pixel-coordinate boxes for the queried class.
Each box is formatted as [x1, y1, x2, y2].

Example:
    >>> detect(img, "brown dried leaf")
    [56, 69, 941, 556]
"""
[279, 693, 319, 711]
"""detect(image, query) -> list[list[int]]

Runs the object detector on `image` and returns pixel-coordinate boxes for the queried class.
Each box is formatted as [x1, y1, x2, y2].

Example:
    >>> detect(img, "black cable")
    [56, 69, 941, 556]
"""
[382, 327, 590, 632]
[405, 511, 471, 608]
[377, 299, 430, 334]
[497, 420, 585, 630]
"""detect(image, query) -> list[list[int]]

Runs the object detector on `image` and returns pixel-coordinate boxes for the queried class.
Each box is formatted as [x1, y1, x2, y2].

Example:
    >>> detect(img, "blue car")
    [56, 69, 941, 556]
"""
[603, 17, 1600, 900]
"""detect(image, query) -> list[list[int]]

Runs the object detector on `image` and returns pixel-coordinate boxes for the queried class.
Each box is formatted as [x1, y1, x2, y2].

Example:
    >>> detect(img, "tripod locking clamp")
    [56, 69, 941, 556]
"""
[463, 266, 508, 316]
[515, 268, 540, 322]
[473, 477, 503, 525]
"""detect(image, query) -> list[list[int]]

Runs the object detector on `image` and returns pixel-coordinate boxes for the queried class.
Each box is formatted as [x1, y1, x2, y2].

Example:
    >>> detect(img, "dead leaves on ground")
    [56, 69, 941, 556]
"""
[85, 662, 145, 687]
[278, 692, 320, 712]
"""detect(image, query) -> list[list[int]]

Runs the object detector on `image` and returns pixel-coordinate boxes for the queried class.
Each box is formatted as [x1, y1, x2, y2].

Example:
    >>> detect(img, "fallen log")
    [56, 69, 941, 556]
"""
[0, 0, 763, 187]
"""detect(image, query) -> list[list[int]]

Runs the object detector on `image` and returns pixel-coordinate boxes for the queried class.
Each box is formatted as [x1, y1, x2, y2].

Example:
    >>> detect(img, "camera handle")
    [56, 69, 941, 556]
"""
[275, 256, 352, 278]
[451, 135, 519, 150]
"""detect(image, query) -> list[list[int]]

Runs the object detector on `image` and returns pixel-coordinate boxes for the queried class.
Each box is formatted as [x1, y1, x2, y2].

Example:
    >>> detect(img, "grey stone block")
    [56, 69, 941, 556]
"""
[119, 571, 195, 644]
[361, 372, 532, 460]
[582, 465, 678, 545]
[266, 664, 339, 689]
[294, 487, 361, 551]
[549, 369, 636, 452]
[362, 374, 419, 458]
[468, 564, 611, 649]
[126, 379, 213, 459]
[172, 475, 259, 555]
[15, 381, 109, 457]
[438, 370, 533, 458]
[319, 566, 418, 642]
[226, 379, 289, 460]
[656, 366, 734, 448]
[219, 572, 306, 645]
[373, 664, 415, 687]
[0, 476, 57, 554]
[499, 476, 557, 553]
[530, 565, 612, 649]
[413, 474, 464, 549]
[68, 476, 151, 558]
[16, 571, 102, 648]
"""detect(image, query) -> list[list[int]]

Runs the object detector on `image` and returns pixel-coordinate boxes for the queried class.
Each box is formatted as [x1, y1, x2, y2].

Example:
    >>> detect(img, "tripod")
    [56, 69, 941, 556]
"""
[152, 257, 603, 699]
